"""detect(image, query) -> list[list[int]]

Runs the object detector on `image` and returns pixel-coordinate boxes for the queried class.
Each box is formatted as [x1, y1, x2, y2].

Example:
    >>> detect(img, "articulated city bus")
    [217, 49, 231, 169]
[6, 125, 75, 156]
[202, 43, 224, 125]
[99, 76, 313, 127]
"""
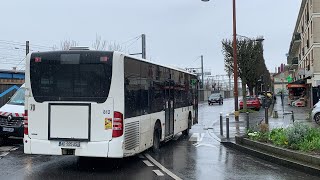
[24, 50, 198, 158]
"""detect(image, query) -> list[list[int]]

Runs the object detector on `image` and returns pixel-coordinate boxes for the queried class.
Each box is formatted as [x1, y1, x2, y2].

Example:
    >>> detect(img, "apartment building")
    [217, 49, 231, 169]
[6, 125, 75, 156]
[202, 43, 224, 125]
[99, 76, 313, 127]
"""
[287, 0, 320, 106]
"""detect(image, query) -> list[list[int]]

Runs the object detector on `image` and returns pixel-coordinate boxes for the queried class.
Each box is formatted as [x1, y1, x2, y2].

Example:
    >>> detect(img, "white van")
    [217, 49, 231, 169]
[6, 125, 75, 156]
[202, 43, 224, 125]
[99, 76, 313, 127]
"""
[0, 84, 25, 145]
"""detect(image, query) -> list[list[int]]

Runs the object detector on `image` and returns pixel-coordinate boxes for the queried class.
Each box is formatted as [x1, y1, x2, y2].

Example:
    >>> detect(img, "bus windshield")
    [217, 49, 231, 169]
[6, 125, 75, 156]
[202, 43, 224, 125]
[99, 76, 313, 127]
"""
[30, 51, 113, 103]
[8, 87, 25, 105]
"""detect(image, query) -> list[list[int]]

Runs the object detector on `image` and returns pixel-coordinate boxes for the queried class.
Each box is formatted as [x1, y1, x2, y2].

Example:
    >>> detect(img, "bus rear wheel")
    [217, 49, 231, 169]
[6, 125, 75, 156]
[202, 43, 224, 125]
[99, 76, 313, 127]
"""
[0, 136, 8, 146]
[152, 125, 161, 153]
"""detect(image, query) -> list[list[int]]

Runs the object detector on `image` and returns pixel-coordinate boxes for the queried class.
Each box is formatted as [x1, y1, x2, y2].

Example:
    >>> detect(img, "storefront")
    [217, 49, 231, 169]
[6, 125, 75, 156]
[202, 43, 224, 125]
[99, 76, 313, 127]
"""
[287, 82, 307, 107]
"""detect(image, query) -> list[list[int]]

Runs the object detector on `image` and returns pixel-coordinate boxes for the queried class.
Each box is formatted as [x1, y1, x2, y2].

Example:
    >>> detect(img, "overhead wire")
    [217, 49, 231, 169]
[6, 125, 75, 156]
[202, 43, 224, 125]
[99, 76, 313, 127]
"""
[125, 36, 141, 50]
[121, 35, 141, 45]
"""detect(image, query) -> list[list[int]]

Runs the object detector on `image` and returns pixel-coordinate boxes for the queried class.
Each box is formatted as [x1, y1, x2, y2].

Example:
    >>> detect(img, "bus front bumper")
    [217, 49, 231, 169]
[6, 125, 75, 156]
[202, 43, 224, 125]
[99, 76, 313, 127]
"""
[24, 137, 124, 158]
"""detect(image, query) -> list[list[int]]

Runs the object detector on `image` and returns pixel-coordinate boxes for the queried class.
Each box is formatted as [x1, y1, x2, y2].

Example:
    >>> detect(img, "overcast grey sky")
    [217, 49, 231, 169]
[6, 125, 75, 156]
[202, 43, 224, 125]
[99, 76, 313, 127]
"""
[0, 0, 301, 75]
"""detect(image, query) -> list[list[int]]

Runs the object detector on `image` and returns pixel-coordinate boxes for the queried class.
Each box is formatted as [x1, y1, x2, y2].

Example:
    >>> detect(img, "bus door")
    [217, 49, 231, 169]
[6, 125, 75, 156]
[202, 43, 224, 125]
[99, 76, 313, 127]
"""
[191, 78, 199, 125]
[164, 80, 174, 137]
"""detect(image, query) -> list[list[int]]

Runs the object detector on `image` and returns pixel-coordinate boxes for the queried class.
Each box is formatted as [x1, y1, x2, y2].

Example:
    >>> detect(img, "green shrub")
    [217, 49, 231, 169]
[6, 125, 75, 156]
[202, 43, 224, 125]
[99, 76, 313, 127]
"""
[296, 127, 320, 152]
[248, 131, 269, 142]
[299, 138, 320, 152]
[248, 122, 320, 153]
[286, 123, 310, 149]
[269, 128, 288, 147]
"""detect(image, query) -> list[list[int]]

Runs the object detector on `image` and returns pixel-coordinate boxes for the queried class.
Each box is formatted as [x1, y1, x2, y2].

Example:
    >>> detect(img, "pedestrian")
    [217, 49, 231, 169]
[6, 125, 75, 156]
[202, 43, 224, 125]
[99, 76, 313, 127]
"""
[280, 91, 284, 105]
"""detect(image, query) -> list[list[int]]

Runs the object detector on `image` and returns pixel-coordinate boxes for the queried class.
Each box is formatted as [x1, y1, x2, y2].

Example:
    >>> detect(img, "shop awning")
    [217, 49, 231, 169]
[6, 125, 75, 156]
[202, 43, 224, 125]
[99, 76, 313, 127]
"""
[287, 84, 306, 88]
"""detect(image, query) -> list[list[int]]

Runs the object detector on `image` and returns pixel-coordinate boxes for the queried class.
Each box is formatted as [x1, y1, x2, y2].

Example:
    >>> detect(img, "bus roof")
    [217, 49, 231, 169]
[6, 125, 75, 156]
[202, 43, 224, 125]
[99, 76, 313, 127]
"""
[29, 50, 197, 77]
[120, 51, 196, 76]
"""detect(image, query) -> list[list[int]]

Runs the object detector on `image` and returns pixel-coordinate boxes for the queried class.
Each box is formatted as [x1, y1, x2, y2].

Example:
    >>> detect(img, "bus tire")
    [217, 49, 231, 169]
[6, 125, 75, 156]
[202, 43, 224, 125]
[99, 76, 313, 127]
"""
[182, 113, 192, 136]
[0, 136, 7, 146]
[152, 123, 161, 153]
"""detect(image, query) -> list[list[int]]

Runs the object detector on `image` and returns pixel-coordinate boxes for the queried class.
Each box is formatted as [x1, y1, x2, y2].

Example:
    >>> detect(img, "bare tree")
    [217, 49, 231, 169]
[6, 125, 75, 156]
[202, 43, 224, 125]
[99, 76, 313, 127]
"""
[60, 40, 78, 50]
[92, 35, 125, 52]
[107, 42, 124, 52]
[92, 35, 107, 50]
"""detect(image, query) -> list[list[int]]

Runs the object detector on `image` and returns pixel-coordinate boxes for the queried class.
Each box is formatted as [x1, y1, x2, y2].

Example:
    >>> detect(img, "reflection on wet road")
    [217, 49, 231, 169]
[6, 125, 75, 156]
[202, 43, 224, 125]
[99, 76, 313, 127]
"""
[0, 99, 317, 179]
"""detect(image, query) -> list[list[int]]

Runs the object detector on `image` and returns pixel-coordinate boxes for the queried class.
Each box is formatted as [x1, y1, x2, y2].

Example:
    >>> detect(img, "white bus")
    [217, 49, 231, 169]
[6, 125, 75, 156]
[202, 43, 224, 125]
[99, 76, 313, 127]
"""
[24, 50, 198, 158]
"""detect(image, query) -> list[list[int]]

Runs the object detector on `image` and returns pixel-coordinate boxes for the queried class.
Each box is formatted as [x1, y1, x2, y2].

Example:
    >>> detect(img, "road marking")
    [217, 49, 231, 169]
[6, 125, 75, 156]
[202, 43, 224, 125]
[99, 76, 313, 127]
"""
[153, 170, 164, 176]
[194, 143, 218, 148]
[145, 153, 182, 180]
[189, 133, 205, 142]
[0, 146, 15, 152]
[0, 152, 9, 157]
[199, 133, 205, 142]
[138, 154, 144, 159]
[143, 160, 154, 167]
[10, 147, 19, 151]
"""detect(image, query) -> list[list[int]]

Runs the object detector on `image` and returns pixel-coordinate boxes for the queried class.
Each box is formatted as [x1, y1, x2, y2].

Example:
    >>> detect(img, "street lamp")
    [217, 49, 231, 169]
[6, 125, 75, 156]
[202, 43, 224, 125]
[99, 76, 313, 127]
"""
[202, 0, 240, 121]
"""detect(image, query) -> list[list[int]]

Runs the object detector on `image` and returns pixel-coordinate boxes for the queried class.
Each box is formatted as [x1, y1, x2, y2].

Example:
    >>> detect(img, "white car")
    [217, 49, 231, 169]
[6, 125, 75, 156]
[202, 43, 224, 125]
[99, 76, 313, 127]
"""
[0, 84, 25, 145]
[311, 101, 320, 124]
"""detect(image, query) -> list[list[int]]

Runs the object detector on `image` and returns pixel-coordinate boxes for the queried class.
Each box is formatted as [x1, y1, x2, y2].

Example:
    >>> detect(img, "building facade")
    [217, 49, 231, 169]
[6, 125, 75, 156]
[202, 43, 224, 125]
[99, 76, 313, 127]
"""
[287, 0, 320, 107]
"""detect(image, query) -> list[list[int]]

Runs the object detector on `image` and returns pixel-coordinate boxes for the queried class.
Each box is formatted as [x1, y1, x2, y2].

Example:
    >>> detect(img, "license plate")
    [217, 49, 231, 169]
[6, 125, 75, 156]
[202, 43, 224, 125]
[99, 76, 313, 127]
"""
[58, 141, 80, 147]
[3, 127, 14, 132]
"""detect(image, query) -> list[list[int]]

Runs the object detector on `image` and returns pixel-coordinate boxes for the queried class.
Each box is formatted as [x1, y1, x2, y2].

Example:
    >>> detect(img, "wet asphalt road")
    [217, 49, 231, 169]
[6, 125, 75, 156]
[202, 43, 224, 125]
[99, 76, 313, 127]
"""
[0, 98, 319, 180]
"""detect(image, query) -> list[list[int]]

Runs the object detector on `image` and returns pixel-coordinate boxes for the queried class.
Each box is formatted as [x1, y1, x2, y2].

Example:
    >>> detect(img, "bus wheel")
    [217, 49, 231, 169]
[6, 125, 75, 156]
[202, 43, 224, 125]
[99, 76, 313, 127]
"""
[0, 137, 7, 146]
[152, 125, 161, 153]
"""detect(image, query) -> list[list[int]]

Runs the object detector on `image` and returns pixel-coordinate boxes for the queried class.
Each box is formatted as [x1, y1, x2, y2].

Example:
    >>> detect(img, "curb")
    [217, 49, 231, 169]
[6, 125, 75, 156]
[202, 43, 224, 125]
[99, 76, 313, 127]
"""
[221, 137, 320, 176]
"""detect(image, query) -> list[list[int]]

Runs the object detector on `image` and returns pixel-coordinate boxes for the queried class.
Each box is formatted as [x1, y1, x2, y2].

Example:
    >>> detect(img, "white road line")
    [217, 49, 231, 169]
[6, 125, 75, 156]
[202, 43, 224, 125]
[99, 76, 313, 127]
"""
[145, 153, 182, 180]
[189, 133, 205, 142]
[199, 133, 205, 142]
[188, 133, 199, 142]
[138, 154, 145, 159]
[10, 147, 19, 151]
[194, 143, 218, 148]
[0, 152, 9, 157]
[143, 160, 154, 167]
[0, 146, 15, 152]
[153, 170, 164, 176]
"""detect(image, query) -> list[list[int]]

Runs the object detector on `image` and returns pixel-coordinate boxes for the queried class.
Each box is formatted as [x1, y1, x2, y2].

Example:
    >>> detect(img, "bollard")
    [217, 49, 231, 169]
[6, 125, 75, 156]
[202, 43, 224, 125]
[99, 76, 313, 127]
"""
[226, 114, 230, 139]
[273, 110, 278, 118]
[220, 112, 223, 136]
[246, 112, 249, 130]
[265, 107, 269, 124]
[292, 111, 295, 123]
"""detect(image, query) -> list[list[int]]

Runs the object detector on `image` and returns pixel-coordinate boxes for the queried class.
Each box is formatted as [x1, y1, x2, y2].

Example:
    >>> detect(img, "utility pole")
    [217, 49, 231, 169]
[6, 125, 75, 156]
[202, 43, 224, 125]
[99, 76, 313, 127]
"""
[142, 34, 146, 59]
[232, 0, 239, 121]
[201, 55, 204, 89]
[26, 41, 29, 56]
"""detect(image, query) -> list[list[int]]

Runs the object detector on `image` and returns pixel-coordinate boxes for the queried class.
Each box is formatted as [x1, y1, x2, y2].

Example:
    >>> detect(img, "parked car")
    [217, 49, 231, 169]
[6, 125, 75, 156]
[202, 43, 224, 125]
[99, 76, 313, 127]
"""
[0, 84, 25, 145]
[312, 101, 320, 124]
[239, 96, 261, 111]
[208, 93, 223, 105]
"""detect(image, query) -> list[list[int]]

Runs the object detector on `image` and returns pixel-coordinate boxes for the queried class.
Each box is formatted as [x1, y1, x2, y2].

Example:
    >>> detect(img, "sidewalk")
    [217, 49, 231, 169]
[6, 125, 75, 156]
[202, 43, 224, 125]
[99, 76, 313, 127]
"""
[212, 96, 317, 142]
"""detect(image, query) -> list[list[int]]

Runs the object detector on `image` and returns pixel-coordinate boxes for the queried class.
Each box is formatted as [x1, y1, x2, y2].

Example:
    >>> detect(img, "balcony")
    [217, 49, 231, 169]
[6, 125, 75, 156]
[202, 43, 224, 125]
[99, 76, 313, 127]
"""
[289, 33, 302, 55]
[288, 57, 299, 71]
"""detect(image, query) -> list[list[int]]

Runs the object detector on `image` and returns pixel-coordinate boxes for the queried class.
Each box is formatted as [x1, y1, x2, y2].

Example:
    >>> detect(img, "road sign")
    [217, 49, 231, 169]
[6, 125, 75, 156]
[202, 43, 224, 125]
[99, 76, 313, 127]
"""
[286, 75, 292, 83]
